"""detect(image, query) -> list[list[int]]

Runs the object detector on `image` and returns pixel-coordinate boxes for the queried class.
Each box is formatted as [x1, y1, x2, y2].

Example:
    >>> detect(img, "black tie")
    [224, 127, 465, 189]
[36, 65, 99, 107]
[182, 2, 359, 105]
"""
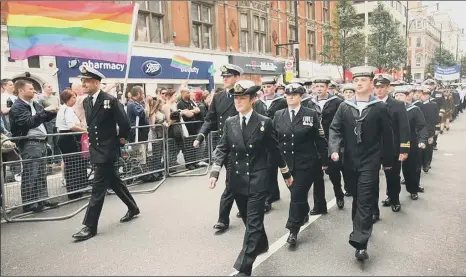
[89, 96, 94, 108]
[242, 116, 247, 141]
[291, 110, 295, 122]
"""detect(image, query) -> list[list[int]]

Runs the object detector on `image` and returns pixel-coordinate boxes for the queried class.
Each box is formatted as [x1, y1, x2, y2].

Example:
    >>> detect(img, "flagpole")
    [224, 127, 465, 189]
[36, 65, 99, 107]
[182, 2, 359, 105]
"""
[122, 3, 139, 95]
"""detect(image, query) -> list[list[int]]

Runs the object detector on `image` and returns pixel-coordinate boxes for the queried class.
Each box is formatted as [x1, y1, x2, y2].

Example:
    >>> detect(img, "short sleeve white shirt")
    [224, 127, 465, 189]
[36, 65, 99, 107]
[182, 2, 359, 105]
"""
[56, 104, 80, 131]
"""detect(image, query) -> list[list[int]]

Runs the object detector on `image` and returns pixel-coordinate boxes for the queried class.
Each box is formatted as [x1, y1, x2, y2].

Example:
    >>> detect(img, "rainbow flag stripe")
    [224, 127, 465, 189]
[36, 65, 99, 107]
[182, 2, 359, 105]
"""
[6, 1, 135, 63]
[171, 55, 193, 70]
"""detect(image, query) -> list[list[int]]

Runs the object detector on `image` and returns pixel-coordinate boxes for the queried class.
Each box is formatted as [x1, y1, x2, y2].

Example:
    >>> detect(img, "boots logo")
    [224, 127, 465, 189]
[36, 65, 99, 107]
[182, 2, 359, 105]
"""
[142, 60, 162, 76]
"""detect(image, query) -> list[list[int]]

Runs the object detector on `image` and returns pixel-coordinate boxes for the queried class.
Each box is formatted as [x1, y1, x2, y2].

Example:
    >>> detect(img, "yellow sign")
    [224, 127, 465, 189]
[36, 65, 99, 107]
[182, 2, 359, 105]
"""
[285, 71, 294, 83]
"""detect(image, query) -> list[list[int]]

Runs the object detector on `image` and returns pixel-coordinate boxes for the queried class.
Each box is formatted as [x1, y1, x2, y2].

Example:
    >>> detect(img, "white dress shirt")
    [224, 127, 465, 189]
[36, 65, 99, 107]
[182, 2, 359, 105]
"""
[90, 90, 100, 106]
[239, 109, 254, 129]
[288, 106, 300, 121]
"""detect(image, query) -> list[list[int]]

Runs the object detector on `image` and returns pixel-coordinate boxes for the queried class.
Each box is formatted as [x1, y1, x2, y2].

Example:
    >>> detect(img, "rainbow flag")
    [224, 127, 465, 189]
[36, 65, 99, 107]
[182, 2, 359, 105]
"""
[6, 1, 136, 64]
[171, 55, 193, 70]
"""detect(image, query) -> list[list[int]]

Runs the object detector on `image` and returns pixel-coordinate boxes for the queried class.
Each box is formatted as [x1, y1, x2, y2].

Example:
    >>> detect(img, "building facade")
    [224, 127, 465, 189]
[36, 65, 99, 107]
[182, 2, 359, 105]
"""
[1, 1, 342, 94]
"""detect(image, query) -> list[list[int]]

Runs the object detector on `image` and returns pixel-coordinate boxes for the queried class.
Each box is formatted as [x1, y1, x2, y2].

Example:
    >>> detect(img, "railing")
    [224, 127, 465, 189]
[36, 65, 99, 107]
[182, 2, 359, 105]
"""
[0, 122, 218, 223]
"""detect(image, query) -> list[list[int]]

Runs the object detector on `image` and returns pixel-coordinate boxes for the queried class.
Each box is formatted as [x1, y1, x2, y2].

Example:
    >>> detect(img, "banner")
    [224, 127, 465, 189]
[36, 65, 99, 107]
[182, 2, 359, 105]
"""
[434, 65, 461, 81]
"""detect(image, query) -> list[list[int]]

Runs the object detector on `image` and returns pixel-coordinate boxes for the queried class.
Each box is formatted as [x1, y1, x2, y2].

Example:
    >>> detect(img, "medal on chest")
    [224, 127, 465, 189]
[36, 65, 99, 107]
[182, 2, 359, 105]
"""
[260, 121, 265, 132]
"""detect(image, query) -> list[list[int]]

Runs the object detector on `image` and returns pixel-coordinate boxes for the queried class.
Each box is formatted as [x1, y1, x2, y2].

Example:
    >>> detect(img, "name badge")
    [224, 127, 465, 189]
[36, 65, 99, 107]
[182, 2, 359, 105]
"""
[302, 116, 313, 126]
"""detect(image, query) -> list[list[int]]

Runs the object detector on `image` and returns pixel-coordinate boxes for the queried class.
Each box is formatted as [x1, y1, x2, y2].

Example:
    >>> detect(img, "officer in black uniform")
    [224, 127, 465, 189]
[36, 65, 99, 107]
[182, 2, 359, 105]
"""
[259, 76, 288, 212]
[393, 86, 427, 200]
[373, 74, 410, 218]
[416, 86, 440, 175]
[310, 75, 345, 211]
[193, 64, 264, 232]
[72, 65, 139, 241]
[329, 66, 394, 261]
[426, 79, 444, 150]
[208, 80, 293, 276]
[272, 83, 328, 245]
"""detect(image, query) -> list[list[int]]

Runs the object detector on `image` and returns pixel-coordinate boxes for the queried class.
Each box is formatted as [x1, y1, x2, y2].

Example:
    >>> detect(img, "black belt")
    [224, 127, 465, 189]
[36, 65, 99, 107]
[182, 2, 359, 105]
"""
[24, 138, 47, 143]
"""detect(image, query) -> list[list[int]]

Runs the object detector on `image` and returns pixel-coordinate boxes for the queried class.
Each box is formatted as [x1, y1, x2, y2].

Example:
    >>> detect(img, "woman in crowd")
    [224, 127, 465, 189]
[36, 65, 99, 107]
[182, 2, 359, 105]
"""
[146, 95, 166, 180]
[55, 88, 89, 200]
[161, 89, 184, 171]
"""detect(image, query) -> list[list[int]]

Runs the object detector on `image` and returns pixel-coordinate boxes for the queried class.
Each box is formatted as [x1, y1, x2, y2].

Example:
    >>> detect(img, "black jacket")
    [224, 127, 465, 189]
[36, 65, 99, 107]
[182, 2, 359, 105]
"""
[405, 104, 428, 149]
[9, 98, 56, 143]
[273, 107, 328, 171]
[384, 96, 411, 155]
[261, 96, 288, 119]
[210, 111, 289, 195]
[413, 99, 440, 138]
[311, 94, 343, 140]
[328, 96, 395, 171]
[84, 91, 130, 164]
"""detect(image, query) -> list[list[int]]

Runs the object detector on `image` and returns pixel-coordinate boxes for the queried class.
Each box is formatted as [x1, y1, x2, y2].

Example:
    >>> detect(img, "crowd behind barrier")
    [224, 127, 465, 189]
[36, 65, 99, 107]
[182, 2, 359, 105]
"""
[0, 121, 215, 223]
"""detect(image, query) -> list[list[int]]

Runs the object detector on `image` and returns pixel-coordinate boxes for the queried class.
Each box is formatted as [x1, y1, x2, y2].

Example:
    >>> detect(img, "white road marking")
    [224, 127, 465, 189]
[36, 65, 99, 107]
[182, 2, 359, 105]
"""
[229, 197, 337, 276]
[444, 153, 453, 156]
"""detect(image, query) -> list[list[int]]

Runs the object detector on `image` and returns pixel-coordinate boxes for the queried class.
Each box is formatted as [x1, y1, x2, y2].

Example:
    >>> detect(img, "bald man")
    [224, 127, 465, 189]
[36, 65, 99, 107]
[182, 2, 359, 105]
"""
[71, 81, 87, 127]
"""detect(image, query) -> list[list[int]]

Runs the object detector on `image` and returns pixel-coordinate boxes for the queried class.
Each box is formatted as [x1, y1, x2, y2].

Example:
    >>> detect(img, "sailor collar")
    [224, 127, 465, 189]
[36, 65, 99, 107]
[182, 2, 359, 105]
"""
[344, 95, 382, 111]
[312, 94, 338, 106]
[406, 104, 417, 111]
[411, 100, 420, 105]
[261, 95, 284, 104]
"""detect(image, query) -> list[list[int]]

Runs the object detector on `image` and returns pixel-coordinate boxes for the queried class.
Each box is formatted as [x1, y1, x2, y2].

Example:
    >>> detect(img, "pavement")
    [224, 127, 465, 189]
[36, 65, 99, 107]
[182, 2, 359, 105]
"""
[2, 116, 466, 276]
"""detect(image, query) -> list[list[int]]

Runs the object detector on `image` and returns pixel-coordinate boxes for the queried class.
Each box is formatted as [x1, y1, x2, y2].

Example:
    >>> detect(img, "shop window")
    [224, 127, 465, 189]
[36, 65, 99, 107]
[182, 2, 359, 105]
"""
[28, 56, 40, 68]
[307, 30, 316, 61]
[240, 13, 249, 52]
[191, 2, 213, 49]
[133, 1, 164, 43]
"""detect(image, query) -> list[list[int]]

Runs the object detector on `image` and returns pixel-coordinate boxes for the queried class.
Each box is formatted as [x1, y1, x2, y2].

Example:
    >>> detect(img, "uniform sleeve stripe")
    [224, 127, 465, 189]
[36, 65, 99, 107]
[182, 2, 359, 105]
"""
[280, 166, 290, 174]
[400, 143, 411, 148]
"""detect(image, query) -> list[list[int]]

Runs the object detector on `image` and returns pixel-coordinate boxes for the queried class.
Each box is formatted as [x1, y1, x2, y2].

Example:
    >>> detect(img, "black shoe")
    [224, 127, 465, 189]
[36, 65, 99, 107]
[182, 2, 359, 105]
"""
[372, 214, 380, 224]
[72, 226, 96, 241]
[410, 193, 419, 200]
[264, 202, 272, 213]
[213, 222, 229, 231]
[391, 203, 401, 212]
[355, 249, 369, 261]
[42, 201, 59, 209]
[23, 203, 44, 213]
[186, 165, 196, 170]
[120, 208, 140, 223]
[236, 212, 242, 218]
[422, 166, 429, 173]
[381, 197, 391, 207]
[433, 145, 438, 150]
[287, 232, 298, 245]
[303, 215, 310, 224]
[337, 197, 344, 209]
[418, 186, 425, 193]
[309, 208, 327, 216]
[344, 191, 352, 197]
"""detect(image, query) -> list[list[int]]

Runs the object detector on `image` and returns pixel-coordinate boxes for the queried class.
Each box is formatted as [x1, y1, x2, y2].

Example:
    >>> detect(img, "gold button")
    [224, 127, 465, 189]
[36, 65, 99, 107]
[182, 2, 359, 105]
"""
[97, 143, 100, 146]
[292, 134, 294, 137]
[291, 143, 294, 146]
[284, 134, 286, 137]
[284, 151, 286, 153]
[246, 154, 249, 156]
[236, 153, 238, 156]
[249, 145, 252, 148]
[220, 116, 223, 119]
[247, 172, 249, 175]
[236, 171, 239, 174]
[292, 151, 294, 154]
[95, 126, 97, 129]
[236, 161, 238, 164]
[246, 163, 249, 166]
[284, 142, 286, 145]
[232, 144, 235, 147]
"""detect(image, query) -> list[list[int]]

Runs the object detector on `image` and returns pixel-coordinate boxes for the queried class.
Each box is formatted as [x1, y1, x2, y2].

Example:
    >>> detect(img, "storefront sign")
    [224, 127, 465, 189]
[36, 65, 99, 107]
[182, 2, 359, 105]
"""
[228, 56, 285, 75]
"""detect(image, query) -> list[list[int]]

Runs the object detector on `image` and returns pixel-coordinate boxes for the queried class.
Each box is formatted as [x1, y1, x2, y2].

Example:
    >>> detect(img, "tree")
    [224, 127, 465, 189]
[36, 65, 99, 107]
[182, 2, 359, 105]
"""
[424, 47, 456, 78]
[367, 2, 407, 72]
[461, 56, 466, 78]
[319, 0, 365, 80]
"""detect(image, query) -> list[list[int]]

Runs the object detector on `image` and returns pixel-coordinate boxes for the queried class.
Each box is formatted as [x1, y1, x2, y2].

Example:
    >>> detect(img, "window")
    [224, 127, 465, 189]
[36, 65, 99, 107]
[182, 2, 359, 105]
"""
[252, 15, 266, 53]
[323, 0, 330, 23]
[287, 1, 295, 14]
[134, 1, 164, 43]
[307, 1, 315, 20]
[28, 56, 40, 68]
[191, 2, 213, 49]
[307, 30, 316, 61]
[416, 19, 422, 29]
[240, 13, 249, 52]
[416, 55, 422, 67]
[416, 37, 421, 47]
[414, 73, 421, 80]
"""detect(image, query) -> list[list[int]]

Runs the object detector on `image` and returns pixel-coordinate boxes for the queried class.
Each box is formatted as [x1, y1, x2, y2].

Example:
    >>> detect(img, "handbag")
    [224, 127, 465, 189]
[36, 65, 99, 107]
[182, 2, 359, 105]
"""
[81, 133, 90, 159]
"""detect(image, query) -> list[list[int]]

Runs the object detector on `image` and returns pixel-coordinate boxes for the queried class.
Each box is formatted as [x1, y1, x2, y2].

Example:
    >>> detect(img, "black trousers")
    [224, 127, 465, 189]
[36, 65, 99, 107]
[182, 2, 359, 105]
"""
[83, 162, 138, 230]
[421, 142, 434, 168]
[346, 169, 379, 250]
[266, 166, 280, 203]
[326, 159, 345, 199]
[286, 167, 316, 232]
[19, 141, 49, 207]
[402, 150, 422, 194]
[372, 160, 401, 216]
[233, 192, 268, 275]
[218, 157, 234, 225]
[312, 164, 327, 210]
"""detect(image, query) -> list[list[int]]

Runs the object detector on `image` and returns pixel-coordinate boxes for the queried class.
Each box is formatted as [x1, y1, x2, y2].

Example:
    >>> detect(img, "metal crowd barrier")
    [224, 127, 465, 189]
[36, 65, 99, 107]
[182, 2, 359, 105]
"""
[0, 122, 219, 223]
[166, 121, 211, 177]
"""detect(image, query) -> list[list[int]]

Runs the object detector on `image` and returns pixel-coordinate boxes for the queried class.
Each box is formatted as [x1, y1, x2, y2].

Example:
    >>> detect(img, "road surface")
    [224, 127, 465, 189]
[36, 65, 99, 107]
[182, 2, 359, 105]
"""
[2, 116, 466, 276]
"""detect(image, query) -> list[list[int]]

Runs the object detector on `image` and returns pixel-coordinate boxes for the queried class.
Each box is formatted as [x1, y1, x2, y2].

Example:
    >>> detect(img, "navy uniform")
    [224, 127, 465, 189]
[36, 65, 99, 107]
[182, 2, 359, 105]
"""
[426, 79, 444, 149]
[373, 74, 410, 218]
[328, 66, 395, 260]
[72, 66, 139, 241]
[194, 64, 264, 231]
[210, 80, 292, 276]
[310, 75, 345, 212]
[272, 84, 328, 245]
[260, 76, 288, 211]
[394, 87, 428, 200]
[414, 87, 440, 175]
